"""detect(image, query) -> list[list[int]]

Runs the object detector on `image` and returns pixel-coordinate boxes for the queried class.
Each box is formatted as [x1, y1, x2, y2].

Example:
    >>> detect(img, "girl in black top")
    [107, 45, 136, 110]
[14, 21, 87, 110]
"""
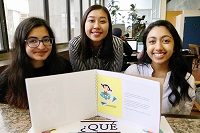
[0, 17, 73, 109]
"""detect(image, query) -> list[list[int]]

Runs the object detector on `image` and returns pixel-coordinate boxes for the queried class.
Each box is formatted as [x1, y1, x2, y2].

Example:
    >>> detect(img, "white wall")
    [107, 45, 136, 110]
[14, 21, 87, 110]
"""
[160, 0, 166, 20]
[167, 0, 200, 11]
[119, 0, 152, 10]
[4, 0, 29, 13]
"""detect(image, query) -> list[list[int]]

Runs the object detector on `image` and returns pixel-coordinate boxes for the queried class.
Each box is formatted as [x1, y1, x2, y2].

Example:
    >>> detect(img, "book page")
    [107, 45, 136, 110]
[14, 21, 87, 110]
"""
[96, 70, 161, 133]
[122, 75, 160, 132]
[97, 74, 123, 118]
[26, 70, 98, 133]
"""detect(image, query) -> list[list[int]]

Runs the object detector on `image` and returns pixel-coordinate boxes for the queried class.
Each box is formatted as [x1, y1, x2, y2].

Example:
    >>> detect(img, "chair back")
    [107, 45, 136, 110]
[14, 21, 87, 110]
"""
[189, 44, 199, 55]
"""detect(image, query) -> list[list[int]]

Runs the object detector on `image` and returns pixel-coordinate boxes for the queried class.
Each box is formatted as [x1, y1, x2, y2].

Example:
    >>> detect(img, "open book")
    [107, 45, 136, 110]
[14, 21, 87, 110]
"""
[26, 69, 166, 133]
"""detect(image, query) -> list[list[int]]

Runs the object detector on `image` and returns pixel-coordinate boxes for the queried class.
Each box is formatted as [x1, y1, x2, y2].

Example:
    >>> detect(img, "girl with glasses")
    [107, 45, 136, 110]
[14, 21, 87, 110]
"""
[0, 17, 73, 109]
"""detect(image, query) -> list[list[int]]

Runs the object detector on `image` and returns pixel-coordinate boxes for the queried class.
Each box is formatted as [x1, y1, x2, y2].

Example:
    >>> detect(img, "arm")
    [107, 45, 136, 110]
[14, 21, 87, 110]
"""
[58, 56, 73, 73]
[69, 36, 87, 71]
[107, 37, 124, 72]
[124, 64, 140, 75]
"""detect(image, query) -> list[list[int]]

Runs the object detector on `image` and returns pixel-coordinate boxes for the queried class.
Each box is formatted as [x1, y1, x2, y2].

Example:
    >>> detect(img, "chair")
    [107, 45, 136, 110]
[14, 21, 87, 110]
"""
[188, 44, 200, 69]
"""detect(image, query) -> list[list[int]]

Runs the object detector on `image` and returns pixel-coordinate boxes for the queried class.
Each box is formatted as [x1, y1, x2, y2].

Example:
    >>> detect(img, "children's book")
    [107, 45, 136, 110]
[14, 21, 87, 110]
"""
[25, 69, 164, 133]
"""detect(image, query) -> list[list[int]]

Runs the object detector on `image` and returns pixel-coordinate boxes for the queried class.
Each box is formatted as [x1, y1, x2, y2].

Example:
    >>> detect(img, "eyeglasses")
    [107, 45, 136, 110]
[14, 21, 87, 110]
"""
[25, 38, 54, 48]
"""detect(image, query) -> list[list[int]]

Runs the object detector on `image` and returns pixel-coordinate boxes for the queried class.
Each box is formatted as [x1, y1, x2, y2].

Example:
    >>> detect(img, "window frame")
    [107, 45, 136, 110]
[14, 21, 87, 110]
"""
[0, 0, 9, 53]
[0, 0, 106, 57]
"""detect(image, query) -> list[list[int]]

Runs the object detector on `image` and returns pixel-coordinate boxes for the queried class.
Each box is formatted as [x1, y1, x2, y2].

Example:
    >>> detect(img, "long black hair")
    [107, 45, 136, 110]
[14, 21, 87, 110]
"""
[139, 20, 192, 106]
[80, 5, 114, 62]
[4, 17, 70, 109]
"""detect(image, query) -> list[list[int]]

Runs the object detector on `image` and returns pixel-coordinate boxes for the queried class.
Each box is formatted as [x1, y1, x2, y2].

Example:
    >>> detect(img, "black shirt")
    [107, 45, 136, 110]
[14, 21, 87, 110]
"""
[0, 56, 73, 103]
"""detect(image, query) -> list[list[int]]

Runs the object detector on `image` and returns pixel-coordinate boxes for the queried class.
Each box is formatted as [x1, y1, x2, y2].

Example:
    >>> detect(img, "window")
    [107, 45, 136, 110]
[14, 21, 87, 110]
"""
[3, 0, 29, 50]
[0, 20, 4, 51]
[28, 0, 44, 18]
[0, 0, 44, 54]
[82, 0, 90, 15]
[0, 0, 9, 52]
[0, 0, 106, 57]
[49, 0, 69, 43]
[70, 0, 81, 39]
[152, 0, 161, 19]
[0, 23, 3, 50]
[90, 0, 95, 5]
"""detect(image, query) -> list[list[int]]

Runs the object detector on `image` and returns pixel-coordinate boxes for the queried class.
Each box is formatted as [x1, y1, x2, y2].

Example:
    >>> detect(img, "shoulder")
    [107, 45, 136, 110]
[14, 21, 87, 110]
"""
[112, 36, 123, 52]
[112, 36, 123, 47]
[58, 55, 68, 62]
[112, 36, 123, 44]
[58, 55, 70, 65]
[124, 63, 151, 76]
[124, 64, 139, 75]
[69, 35, 81, 44]
[58, 56, 73, 72]
[69, 36, 81, 53]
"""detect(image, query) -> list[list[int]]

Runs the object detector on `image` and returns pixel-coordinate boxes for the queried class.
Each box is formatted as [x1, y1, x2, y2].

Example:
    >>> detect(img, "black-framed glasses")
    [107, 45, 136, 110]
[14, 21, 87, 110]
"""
[25, 37, 54, 48]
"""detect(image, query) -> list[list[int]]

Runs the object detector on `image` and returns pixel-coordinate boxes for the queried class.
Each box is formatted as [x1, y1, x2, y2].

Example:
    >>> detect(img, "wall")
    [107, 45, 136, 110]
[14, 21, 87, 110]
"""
[176, 10, 200, 40]
[166, 1, 200, 48]
[183, 16, 200, 48]
[167, 0, 200, 11]
[166, 11, 182, 27]
[160, 0, 167, 20]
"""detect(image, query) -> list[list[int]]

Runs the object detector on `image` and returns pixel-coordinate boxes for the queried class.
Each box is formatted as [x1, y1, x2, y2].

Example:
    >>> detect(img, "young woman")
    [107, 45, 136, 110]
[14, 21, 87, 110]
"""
[69, 5, 124, 72]
[0, 17, 73, 109]
[125, 20, 196, 115]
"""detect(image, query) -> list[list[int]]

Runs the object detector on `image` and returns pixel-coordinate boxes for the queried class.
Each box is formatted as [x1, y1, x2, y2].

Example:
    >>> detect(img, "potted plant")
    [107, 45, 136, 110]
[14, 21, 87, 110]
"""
[128, 4, 138, 24]
[107, 0, 121, 24]
[127, 4, 138, 39]
[127, 4, 146, 41]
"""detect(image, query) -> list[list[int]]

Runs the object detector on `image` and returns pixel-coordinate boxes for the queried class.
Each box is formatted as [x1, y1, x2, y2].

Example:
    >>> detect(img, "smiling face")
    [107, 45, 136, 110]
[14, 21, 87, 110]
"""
[25, 26, 52, 68]
[146, 26, 174, 67]
[85, 9, 109, 46]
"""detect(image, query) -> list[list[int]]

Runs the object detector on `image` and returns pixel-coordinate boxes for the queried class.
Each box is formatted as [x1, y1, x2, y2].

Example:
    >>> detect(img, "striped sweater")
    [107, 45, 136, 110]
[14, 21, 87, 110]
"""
[69, 35, 124, 72]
